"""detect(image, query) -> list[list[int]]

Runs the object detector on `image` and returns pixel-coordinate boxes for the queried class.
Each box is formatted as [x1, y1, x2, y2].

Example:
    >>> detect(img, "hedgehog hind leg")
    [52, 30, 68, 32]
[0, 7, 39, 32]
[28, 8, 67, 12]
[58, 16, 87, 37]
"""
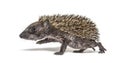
[97, 42, 106, 53]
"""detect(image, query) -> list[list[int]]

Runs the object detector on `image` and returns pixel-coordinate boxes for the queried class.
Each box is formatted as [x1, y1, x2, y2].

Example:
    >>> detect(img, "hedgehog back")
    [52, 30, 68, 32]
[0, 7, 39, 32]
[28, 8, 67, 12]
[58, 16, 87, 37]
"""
[39, 15, 99, 41]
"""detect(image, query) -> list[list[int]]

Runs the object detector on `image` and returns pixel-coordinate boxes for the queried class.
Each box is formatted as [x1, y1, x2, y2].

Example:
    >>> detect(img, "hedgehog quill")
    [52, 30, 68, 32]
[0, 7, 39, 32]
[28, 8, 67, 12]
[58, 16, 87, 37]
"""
[19, 14, 106, 55]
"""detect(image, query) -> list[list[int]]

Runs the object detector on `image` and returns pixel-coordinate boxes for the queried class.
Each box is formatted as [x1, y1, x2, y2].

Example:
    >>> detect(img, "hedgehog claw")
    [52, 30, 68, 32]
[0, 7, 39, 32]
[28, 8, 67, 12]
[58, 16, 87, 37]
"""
[97, 42, 106, 53]
[99, 48, 106, 53]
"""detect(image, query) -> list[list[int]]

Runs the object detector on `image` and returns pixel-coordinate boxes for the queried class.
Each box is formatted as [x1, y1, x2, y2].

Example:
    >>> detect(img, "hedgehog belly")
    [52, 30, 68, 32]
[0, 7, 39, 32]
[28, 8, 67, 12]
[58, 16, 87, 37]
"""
[63, 34, 86, 49]
[68, 41, 83, 49]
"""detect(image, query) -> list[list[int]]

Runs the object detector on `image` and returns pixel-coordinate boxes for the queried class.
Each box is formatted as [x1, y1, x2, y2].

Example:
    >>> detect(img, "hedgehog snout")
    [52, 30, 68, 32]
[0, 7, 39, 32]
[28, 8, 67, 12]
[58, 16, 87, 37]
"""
[19, 31, 29, 39]
[19, 33, 25, 38]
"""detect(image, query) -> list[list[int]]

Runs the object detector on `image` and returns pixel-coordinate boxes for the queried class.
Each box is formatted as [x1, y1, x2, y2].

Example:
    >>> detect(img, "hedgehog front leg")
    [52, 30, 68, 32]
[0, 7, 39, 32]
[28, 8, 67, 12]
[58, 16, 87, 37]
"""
[36, 38, 57, 44]
[54, 38, 69, 55]
[54, 41, 68, 55]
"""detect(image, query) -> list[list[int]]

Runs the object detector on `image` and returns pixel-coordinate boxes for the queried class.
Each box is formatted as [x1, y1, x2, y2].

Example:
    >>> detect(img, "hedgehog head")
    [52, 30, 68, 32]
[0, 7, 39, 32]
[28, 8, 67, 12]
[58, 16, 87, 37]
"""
[19, 19, 51, 40]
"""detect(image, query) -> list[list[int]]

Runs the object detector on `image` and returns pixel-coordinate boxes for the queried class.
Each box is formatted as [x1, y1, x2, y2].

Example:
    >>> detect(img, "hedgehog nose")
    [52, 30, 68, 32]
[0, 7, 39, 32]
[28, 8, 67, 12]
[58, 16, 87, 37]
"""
[19, 33, 24, 38]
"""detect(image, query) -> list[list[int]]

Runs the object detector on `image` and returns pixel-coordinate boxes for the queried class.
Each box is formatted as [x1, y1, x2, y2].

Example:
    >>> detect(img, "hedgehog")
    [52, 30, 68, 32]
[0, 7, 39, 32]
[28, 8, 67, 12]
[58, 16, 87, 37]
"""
[19, 14, 106, 55]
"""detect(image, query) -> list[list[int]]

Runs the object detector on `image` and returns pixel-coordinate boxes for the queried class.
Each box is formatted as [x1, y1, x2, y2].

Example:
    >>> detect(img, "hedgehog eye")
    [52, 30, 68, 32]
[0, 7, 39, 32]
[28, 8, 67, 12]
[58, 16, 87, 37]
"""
[29, 26, 36, 34]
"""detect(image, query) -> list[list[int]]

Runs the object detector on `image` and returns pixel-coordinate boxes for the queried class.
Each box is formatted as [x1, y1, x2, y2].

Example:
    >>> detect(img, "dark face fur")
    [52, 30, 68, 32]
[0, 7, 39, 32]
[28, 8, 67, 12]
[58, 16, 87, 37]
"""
[19, 20, 50, 40]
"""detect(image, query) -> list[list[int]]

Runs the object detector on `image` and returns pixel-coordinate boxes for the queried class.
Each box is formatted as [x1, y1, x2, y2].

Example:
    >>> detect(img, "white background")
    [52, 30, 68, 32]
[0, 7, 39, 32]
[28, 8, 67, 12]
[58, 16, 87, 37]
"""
[0, 0, 120, 63]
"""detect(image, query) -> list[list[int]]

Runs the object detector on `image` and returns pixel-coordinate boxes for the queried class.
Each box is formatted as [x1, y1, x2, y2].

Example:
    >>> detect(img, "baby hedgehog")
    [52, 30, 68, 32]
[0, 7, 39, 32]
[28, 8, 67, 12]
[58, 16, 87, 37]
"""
[20, 14, 106, 55]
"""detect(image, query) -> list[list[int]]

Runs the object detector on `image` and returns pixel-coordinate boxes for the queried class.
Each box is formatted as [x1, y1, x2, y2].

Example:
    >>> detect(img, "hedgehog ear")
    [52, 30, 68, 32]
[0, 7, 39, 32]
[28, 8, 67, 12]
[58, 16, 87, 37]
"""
[44, 19, 50, 28]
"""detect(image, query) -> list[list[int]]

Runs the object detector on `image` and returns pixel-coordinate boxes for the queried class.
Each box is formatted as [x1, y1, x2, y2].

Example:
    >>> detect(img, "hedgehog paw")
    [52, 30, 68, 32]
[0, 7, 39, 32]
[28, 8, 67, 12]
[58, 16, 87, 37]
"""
[54, 52, 64, 55]
[99, 48, 106, 53]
